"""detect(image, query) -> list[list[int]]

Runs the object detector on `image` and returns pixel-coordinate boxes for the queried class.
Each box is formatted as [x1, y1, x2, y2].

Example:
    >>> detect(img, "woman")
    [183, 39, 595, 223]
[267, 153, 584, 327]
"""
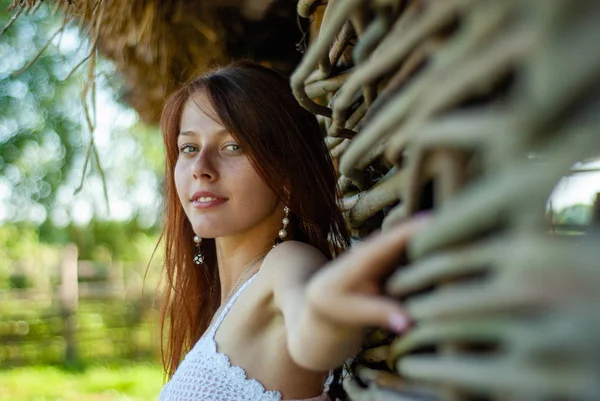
[158, 61, 427, 400]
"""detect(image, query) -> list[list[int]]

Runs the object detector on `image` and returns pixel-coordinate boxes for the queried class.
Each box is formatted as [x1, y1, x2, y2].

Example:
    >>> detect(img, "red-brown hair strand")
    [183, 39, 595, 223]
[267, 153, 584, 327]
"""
[158, 60, 350, 379]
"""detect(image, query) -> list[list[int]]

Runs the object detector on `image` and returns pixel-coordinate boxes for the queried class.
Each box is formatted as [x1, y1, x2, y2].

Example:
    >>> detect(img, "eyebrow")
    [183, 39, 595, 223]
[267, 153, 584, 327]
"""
[178, 129, 230, 138]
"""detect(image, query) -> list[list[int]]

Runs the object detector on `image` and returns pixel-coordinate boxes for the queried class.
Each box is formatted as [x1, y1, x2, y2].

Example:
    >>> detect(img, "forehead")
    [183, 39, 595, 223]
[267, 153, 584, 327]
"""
[180, 93, 225, 134]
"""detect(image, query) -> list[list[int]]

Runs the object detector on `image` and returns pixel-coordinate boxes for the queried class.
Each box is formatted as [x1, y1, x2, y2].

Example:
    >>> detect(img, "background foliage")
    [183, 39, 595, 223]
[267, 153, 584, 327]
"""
[0, 0, 164, 259]
[1, 2, 165, 399]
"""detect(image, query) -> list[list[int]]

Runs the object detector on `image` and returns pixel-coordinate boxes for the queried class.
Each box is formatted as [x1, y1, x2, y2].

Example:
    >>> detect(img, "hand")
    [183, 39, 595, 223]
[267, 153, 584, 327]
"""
[306, 215, 431, 334]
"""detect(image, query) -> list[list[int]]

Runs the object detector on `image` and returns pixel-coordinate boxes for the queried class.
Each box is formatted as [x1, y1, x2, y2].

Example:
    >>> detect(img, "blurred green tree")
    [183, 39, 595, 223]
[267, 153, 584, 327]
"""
[0, 2, 80, 223]
[1, 2, 164, 263]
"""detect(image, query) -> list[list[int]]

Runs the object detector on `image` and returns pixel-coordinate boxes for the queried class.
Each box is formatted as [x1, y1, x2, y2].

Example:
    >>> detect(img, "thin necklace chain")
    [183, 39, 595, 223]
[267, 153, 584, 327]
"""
[208, 248, 271, 329]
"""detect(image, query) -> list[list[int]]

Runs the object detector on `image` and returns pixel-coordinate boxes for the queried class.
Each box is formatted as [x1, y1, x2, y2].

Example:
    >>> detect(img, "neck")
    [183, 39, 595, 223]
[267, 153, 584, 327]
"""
[214, 213, 282, 304]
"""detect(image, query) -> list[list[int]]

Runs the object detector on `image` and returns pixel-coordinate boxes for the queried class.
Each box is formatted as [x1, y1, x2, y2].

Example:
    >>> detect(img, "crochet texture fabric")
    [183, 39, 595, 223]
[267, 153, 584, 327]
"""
[159, 273, 331, 401]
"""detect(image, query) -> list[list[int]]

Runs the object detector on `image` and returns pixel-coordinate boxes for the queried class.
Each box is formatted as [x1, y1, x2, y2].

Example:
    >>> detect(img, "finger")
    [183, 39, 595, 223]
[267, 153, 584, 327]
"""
[333, 215, 432, 285]
[311, 291, 411, 334]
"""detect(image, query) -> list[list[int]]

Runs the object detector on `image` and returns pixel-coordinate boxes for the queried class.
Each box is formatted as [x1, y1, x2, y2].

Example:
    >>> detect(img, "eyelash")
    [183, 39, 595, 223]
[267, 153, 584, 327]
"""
[179, 144, 198, 154]
[224, 144, 241, 152]
[178, 143, 241, 154]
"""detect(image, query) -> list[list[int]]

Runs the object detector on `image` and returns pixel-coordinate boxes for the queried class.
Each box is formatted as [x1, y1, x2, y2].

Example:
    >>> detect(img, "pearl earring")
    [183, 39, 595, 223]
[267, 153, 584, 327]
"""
[193, 235, 205, 265]
[273, 206, 290, 248]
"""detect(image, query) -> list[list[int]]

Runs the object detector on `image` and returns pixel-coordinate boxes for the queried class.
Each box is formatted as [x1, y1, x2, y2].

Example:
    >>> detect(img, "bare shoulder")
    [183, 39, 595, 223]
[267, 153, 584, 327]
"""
[260, 240, 328, 284]
[267, 240, 327, 264]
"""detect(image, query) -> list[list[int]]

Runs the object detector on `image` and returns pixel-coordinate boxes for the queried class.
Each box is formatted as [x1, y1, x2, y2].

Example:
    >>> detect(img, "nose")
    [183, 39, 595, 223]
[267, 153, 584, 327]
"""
[191, 148, 218, 182]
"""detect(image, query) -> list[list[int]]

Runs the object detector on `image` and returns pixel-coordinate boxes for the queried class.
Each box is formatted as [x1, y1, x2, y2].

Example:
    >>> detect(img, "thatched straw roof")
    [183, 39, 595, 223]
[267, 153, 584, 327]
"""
[8, 0, 306, 124]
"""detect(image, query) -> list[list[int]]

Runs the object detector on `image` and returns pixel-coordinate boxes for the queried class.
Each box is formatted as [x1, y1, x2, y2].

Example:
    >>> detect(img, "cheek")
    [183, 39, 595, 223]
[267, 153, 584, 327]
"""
[225, 160, 274, 204]
[236, 169, 278, 209]
[173, 162, 188, 204]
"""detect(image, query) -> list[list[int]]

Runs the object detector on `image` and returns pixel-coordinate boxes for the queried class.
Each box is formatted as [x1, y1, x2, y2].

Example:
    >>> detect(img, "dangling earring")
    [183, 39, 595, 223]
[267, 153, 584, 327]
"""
[273, 206, 290, 248]
[193, 235, 205, 265]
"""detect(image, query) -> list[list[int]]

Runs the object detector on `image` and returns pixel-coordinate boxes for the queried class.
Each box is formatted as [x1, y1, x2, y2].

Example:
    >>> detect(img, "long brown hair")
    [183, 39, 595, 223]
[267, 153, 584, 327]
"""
[159, 60, 350, 378]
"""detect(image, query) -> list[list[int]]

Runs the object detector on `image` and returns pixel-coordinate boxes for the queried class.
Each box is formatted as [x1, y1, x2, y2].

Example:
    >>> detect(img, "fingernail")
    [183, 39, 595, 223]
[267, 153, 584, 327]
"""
[414, 211, 432, 220]
[388, 313, 410, 333]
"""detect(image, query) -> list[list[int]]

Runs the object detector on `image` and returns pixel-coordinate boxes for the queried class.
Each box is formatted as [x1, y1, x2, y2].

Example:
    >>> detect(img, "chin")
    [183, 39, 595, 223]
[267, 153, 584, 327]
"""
[191, 222, 232, 239]
[191, 229, 220, 239]
[187, 214, 223, 237]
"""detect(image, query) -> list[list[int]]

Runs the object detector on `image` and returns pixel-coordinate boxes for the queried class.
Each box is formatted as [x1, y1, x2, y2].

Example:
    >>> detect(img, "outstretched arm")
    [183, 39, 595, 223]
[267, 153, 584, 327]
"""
[269, 216, 430, 371]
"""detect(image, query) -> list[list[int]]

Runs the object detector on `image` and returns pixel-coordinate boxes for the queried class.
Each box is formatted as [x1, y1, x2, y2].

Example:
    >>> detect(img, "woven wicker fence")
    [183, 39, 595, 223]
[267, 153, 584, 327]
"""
[292, 1, 600, 400]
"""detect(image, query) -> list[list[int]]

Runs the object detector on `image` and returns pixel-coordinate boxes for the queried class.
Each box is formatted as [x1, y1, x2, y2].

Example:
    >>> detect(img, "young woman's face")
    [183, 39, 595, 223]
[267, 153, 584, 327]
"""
[174, 93, 281, 239]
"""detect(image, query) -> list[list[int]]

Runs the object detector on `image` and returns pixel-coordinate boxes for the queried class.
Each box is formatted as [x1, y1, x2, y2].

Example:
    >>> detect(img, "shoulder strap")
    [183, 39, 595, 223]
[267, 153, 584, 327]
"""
[207, 272, 260, 338]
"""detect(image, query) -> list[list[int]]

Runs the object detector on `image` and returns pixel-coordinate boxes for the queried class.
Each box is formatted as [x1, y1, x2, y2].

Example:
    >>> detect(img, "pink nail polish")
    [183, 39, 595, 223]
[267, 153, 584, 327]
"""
[414, 211, 431, 219]
[389, 313, 409, 333]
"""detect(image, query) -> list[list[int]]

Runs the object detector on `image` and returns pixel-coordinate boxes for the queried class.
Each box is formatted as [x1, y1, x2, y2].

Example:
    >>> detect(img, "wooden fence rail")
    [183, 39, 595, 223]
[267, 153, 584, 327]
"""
[0, 245, 159, 367]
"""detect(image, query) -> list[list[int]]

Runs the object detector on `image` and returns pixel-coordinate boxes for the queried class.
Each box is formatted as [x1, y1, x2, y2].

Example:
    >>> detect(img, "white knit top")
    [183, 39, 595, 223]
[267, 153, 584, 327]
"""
[158, 273, 331, 401]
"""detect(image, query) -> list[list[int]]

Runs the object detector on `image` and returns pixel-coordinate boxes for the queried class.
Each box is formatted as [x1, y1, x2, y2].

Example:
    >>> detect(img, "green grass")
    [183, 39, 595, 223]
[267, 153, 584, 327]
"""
[0, 363, 164, 401]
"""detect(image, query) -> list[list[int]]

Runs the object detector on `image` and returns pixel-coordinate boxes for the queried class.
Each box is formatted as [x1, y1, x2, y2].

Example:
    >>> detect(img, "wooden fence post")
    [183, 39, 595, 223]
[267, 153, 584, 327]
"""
[591, 193, 600, 226]
[108, 260, 125, 297]
[59, 243, 78, 365]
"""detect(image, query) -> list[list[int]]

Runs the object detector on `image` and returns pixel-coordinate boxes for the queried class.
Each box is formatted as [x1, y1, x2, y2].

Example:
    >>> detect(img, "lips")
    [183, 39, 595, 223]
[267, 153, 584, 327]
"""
[190, 191, 228, 209]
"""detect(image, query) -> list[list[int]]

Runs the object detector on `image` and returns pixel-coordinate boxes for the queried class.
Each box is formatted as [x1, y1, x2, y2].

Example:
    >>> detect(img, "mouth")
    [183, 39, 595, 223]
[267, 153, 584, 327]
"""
[190, 191, 228, 209]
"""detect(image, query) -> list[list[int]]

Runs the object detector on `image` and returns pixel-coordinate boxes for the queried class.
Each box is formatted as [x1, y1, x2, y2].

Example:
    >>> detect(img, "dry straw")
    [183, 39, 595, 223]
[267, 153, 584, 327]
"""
[7, 0, 228, 123]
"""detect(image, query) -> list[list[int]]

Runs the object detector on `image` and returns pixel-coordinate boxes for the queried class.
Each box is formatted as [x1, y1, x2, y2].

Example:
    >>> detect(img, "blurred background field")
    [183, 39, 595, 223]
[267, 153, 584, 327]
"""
[0, 363, 163, 401]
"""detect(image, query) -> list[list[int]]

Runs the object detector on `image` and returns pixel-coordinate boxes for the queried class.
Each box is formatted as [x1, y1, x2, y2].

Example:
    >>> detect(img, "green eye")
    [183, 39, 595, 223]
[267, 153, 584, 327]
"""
[224, 143, 242, 152]
[180, 144, 198, 153]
